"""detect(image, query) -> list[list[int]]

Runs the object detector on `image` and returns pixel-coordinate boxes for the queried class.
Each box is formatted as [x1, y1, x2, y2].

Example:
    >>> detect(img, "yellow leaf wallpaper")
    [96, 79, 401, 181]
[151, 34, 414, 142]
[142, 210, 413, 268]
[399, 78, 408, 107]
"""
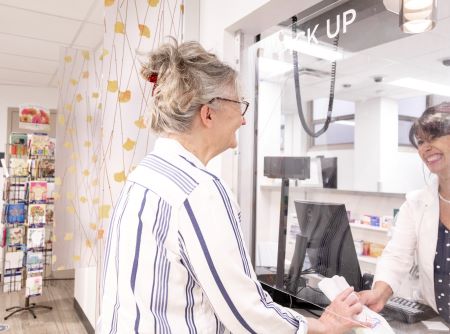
[115, 21, 125, 34]
[138, 24, 151, 38]
[98, 205, 111, 220]
[134, 116, 147, 129]
[107, 80, 118, 93]
[99, 49, 109, 61]
[104, 0, 115, 7]
[118, 90, 131, 103]
[148, 0, 160, 7]
[82, 50, 90, 60]
[54, 0, 184, 313]
[64, 233, 74, 241]
[122, 138, 136, 151]
[113, 170, 126, 182]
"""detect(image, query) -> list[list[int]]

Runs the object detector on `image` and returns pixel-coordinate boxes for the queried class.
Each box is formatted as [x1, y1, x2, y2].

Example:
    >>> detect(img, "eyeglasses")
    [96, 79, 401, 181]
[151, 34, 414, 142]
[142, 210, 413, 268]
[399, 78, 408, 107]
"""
[208, 97, 250, 116]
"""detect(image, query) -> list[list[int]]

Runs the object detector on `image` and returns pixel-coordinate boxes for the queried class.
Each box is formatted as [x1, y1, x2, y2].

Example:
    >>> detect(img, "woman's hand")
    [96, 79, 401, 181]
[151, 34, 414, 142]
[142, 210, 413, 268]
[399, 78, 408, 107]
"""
[309, 287, 369, 334]
[358, 281, 393, 313]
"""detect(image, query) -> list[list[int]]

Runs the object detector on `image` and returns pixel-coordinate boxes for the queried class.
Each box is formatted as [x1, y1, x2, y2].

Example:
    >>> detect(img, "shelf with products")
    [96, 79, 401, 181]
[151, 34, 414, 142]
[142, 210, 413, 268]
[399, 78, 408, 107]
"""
[349, 223, 389, 233]
[259, 183, 405, 199]
[1, 132, 54, 319]
[358, 255, 378, 265]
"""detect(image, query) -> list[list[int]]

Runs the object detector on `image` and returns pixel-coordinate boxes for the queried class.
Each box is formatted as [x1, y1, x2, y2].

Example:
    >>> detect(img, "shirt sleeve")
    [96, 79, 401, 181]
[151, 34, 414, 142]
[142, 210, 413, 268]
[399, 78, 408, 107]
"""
[178, 178, 308, 334]
[374, 200, 417, 293]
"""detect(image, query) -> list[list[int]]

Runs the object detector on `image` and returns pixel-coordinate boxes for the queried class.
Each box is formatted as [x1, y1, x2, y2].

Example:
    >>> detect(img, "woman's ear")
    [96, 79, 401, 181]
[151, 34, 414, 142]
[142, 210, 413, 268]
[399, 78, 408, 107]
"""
[199, 104, 214, 128]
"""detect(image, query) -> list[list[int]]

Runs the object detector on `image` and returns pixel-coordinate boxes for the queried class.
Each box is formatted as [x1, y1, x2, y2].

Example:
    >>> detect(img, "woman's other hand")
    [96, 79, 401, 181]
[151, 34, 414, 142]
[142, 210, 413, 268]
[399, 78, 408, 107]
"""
[358, 281, 393, 312]
[311, 287, 369, 334]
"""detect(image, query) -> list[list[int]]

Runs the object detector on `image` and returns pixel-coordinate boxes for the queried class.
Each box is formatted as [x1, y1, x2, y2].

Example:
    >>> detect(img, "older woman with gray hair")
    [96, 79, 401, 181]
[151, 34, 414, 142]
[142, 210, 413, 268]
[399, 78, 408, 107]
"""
[99, 39, 365, 334]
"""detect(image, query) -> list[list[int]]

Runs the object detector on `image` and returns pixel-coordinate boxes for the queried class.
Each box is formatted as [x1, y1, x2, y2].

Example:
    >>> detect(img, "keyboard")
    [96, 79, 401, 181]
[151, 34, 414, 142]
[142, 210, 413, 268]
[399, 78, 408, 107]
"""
[381, 296, 438, 324]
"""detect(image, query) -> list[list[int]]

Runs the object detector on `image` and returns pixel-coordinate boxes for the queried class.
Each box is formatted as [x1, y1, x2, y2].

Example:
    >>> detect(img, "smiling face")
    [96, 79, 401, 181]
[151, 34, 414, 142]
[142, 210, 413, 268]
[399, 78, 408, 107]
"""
[208, 88, 247, 154]
[417, 134, 450, 177]
[216, 98, 246, 149]
[411, 104, 450, 180]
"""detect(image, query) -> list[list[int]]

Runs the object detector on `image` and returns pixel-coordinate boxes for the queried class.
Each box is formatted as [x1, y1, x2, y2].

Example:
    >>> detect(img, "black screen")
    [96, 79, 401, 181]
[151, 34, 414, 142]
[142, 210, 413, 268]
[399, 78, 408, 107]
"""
[294, 200, 362, 290]
[319, 157, 337, 189]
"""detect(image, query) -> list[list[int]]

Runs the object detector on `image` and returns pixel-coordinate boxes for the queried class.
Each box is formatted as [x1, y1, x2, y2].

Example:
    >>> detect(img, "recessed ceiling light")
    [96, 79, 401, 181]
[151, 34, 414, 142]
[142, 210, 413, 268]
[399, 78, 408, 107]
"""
[388, 77, 450, 97]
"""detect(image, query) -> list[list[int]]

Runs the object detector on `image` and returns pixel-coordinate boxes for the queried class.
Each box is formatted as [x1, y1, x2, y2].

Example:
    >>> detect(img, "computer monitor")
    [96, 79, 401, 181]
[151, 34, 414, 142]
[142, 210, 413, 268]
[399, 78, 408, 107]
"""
[293, 200, 362, 291]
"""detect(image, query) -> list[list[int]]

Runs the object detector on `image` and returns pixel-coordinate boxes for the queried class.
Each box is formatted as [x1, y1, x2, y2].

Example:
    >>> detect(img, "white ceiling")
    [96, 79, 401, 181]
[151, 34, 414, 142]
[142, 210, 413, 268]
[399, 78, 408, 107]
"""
[0, 0, 104, 88]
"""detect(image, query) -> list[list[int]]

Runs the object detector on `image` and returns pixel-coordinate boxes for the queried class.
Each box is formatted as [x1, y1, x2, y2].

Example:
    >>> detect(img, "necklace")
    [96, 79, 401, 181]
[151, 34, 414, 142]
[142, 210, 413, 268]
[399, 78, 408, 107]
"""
[439, 192, 450, 204]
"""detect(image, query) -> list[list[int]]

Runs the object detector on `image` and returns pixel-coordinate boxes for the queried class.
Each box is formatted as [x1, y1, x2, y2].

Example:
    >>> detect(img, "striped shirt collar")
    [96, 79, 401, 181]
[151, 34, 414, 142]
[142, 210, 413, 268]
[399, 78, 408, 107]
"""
[154, 137, 206, 169]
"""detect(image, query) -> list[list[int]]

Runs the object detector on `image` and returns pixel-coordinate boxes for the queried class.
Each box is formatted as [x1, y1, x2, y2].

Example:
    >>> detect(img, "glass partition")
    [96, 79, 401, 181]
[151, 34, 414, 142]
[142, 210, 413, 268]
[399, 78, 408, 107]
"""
[252, 0, 450, 308]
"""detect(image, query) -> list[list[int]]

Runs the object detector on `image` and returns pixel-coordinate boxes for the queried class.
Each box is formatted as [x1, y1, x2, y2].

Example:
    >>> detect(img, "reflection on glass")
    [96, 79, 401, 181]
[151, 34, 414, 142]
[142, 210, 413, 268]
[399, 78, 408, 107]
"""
[252, 0, 450, 310]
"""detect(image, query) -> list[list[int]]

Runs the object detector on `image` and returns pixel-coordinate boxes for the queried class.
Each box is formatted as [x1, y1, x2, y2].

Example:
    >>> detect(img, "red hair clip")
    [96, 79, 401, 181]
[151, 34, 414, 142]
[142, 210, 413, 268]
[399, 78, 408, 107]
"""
[147, 73, 158, 96]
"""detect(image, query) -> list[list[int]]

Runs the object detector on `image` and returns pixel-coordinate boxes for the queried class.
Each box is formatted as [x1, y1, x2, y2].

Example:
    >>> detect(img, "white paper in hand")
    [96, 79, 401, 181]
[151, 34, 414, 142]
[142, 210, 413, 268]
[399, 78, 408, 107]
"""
[318, 275, 395, 334]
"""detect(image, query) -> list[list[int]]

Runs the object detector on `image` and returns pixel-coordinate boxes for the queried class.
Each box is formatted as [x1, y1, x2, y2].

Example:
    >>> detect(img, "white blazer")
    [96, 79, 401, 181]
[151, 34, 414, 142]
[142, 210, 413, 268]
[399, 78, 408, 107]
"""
[375, 177, 440, 311]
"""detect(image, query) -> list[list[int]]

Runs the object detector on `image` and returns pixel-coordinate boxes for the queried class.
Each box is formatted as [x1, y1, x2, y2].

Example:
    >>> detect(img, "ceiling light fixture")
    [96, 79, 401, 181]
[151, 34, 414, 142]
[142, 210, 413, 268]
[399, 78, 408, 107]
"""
[383, 0, 437, 33]
[388, 77, 450, 97]
[283, 36, 346, 62]
[400, 0, 437, 33]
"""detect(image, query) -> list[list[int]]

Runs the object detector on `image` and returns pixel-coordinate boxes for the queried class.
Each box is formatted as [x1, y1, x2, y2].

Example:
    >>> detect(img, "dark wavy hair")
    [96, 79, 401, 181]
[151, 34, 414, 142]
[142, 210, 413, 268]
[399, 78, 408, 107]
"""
[409, 102, 450, 148]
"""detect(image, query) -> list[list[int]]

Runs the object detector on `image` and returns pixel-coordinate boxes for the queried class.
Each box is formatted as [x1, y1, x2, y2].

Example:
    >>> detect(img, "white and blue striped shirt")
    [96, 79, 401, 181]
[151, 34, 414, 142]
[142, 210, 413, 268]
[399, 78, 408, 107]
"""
[99, 138, 307, 334]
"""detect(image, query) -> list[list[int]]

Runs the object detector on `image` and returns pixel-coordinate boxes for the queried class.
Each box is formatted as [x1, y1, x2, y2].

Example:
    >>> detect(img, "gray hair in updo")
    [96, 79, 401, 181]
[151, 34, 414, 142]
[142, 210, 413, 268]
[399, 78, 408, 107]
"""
[141, 38, 238, 134]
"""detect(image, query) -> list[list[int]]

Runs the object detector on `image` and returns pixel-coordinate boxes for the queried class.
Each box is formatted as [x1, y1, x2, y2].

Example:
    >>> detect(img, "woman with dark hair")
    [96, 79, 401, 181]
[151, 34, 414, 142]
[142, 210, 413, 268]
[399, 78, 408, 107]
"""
[359, 102, 450, 323]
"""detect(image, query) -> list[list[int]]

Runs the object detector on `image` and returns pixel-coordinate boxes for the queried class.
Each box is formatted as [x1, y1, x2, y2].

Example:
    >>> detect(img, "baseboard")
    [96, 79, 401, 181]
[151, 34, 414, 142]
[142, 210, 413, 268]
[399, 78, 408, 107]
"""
[48, 269, 75, 279]
[74, 298, 95, 334]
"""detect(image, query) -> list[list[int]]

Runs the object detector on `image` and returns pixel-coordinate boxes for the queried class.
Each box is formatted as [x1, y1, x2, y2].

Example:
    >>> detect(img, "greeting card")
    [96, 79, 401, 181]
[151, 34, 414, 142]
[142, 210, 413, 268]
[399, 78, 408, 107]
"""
[28, 204, 46, 227]
[5, 251, 24, 269]
[3, 269, 22, 293]
[6, 203, 25, 224]
[6, 226, 25, 245]
[10, 158, 28, 176]
[29, 181, 47, 202]
[25, 274, 43, 297]
[29, 134, 50, 156]
[9, 132, 28, 157]
[27, 228, 45, 249]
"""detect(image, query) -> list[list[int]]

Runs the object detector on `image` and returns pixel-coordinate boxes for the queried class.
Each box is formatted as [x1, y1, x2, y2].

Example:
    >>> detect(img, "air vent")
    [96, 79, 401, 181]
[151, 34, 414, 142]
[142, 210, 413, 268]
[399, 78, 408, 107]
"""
[299, 68, 330, 78]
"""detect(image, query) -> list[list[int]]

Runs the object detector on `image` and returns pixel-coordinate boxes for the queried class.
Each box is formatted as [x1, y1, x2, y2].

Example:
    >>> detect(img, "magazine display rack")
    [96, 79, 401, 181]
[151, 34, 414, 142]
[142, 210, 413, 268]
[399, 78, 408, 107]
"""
[1, 133, 54, 319]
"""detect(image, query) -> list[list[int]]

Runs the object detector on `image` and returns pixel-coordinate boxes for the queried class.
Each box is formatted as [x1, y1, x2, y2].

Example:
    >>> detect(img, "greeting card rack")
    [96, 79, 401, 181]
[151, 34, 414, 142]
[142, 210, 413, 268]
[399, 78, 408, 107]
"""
[1, 132, 54, 320]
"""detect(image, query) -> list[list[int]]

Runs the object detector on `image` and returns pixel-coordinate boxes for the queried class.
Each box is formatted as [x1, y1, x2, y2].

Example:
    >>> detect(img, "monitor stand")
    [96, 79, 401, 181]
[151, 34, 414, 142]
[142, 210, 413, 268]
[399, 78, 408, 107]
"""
[275, 178, 290, 289]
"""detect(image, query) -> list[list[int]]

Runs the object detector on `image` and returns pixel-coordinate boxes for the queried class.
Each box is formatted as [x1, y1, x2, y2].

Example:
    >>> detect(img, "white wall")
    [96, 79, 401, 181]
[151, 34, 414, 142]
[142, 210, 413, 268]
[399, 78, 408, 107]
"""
[74, 266, 97, 327]
[308, 149, 355, 190]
